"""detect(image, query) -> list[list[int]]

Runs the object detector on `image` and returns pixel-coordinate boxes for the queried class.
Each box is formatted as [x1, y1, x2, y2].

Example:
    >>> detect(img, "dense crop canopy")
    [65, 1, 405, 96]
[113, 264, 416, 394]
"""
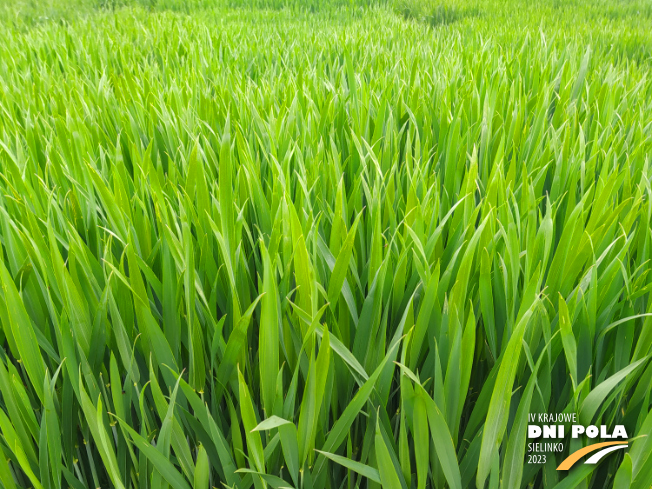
[0, 0, 651, 488]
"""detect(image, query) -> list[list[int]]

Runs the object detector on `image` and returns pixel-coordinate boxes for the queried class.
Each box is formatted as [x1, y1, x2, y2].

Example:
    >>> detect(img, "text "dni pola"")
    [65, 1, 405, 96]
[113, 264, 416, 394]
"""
[528, 425, 628, 439]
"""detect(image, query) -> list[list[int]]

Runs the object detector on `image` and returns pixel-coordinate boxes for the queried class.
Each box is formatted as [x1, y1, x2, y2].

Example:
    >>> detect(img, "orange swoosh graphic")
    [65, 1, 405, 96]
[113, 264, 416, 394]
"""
[557, 441, 628, 470]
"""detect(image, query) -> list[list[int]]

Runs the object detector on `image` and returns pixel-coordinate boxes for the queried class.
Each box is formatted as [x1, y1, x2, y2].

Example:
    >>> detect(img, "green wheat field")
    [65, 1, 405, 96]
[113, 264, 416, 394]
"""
[0, 0, 651, 487]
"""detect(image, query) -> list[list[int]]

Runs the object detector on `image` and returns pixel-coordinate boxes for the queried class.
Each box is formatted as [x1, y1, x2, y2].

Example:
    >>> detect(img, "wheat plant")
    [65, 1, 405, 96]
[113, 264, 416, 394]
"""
[0, 0, 651, 488]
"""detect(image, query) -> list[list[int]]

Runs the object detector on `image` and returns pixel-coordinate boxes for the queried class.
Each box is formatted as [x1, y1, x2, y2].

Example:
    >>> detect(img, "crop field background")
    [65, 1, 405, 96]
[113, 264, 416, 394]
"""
[1, 0, 652, 487]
